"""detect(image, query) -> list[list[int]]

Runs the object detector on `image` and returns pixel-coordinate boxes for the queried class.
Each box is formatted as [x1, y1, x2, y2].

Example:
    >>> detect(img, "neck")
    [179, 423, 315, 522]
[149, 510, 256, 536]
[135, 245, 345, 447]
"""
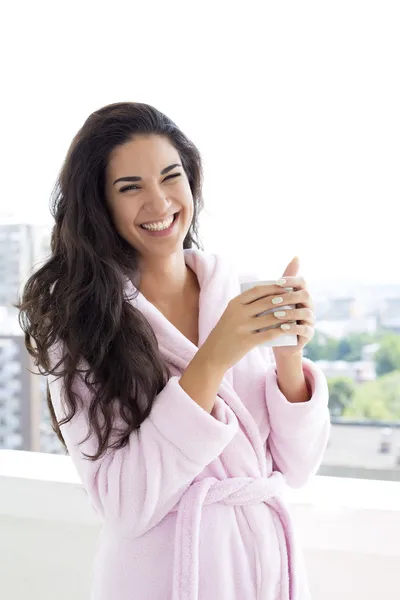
[138, 250, 196, 305]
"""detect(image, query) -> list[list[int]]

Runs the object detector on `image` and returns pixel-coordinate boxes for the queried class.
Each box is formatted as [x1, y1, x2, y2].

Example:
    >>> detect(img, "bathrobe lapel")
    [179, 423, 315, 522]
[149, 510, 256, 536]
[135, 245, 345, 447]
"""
[124, 248, 267, 474]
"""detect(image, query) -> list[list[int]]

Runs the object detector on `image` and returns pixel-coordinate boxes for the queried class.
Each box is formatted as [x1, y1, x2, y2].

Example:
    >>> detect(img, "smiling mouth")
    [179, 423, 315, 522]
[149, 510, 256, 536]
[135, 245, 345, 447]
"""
[139, 211, 180, 232]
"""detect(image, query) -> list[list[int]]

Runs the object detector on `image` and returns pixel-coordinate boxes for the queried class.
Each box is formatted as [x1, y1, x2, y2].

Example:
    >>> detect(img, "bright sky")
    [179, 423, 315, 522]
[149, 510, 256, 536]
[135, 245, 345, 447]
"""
[2, 1, 399, 285]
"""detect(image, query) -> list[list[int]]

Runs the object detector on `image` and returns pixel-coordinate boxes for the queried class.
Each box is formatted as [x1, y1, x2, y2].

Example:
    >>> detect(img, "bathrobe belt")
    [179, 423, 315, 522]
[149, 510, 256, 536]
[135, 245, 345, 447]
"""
[171, 470, 298, 600]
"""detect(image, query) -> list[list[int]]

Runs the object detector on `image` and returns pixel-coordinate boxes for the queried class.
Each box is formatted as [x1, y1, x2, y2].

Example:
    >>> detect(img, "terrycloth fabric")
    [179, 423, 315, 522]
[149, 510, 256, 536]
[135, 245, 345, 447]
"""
[47, 248, 330, 600]
[171, 472, 297, 600]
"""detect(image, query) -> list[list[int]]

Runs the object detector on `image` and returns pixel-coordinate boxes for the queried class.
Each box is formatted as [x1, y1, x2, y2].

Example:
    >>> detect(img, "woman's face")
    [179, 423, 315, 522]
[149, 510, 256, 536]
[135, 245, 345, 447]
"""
[105, 134, 194, 258]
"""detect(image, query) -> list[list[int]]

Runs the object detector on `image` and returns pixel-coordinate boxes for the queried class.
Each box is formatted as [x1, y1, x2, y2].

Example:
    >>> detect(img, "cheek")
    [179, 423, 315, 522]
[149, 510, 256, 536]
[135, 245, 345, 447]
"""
[179, 177, 193, 200]
[112, 203, 140, 230]
[182, 184, 194, 213]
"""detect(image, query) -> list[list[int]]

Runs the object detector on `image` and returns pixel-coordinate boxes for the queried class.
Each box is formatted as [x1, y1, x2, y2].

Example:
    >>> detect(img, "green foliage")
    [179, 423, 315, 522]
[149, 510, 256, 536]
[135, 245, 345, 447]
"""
[305, 332, 339, 361]
[342, 371, 400, 421]
[337, 332, 376, 361]
[375, 335, 400, 376]
[327, 376, 356, 416]
[306, 330, 395, 362]
[307, 329, 400, 421]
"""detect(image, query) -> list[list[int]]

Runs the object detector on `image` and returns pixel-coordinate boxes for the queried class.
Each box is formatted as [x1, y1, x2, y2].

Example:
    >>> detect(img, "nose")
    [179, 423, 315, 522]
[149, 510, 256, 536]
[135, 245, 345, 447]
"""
[143, 184, 172, 216]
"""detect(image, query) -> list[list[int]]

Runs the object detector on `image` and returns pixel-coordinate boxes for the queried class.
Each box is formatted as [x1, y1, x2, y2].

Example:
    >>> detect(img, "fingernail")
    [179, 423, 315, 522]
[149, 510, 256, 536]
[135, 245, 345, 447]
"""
[272, 296, 283, 305]
[281, 324, 291, 331]
[275, 278, 287, 286]
[274, 311, 286, 318]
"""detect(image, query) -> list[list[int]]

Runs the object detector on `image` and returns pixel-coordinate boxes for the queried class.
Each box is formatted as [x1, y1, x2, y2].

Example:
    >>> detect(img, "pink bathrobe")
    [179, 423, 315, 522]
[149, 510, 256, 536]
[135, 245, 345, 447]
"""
[47, 248, 330, 600]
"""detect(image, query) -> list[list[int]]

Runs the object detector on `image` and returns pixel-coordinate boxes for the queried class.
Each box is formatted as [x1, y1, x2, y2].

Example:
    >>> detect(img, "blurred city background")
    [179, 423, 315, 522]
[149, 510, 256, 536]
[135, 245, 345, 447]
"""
[1, 2, 400, 598]
[1, 219, 400, 481]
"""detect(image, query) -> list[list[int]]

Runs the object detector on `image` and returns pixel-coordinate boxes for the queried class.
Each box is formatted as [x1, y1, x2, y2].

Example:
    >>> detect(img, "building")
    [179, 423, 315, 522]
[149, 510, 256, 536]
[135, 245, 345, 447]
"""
[0, 223, 51, 310]
[320, 419, 400, 482]
[0, 222, 62, 453]
[314, 295, 378, 338]
[0, 334, 63, 454]
[377, 297, 400, 334]
[316, 359, 376, 382]
[315, 316, 378, 339]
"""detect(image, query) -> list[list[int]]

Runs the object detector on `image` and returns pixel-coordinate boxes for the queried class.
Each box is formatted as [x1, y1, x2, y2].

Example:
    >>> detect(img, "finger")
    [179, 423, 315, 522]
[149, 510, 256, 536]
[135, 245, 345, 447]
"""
[252, 308, 313, 330]
[278, 288, 312, 309]
[270, 307, 315, 325]
[275, 276, 307, 291]
[246, 288, 312, 316]
[253, 321, 314, 345]
[278, 322, 314, 341]
[240, 282, 294, 305]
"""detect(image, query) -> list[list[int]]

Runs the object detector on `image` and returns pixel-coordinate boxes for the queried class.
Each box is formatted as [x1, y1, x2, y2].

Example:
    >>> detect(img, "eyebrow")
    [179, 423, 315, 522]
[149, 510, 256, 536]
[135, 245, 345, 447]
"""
[113, 163, 182, 186]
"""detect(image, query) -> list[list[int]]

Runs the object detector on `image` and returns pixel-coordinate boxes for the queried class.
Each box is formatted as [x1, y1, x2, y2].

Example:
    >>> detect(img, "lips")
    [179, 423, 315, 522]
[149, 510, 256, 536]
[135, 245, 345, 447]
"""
[138, 211, 179, 228]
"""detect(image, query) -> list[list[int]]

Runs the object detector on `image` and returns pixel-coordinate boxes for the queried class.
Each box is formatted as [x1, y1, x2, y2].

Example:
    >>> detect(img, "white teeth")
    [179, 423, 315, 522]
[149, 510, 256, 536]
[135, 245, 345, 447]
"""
[141, 215, 174, 231]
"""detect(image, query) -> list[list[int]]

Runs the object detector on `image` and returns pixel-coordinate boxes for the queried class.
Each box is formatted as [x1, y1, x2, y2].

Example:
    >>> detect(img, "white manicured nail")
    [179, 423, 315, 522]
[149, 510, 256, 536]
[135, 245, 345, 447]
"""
[281, 324, 291, 331]
[275, 278, 287, 286]
[272, 296, 283, 305]
[274, 311, 286, 318]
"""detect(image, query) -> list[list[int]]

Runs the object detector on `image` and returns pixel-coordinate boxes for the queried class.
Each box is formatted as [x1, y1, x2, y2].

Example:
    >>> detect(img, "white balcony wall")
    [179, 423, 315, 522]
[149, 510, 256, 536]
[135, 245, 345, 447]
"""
[1, 450, 400, 600]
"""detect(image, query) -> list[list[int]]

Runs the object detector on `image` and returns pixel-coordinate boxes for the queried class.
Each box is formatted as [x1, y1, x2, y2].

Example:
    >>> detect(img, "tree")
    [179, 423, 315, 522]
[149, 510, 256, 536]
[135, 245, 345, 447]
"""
[343, 370, 400, 421]
[337, 338, 352, 360]
[324, 337, 341, 360]
[375, 334, 400, 376]
[306, 331, 377, 362]
[336, 332, 376, 361]
[327, 376, 356, 417]
[303, 337, 321, 361]
[305, 332, 339, 361]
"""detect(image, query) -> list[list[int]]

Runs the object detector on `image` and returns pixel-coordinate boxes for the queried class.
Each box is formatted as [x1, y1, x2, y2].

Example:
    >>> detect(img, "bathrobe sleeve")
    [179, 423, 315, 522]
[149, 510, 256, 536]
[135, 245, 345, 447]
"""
[264, 356, 331, 488]
[47, 341, 238, 538]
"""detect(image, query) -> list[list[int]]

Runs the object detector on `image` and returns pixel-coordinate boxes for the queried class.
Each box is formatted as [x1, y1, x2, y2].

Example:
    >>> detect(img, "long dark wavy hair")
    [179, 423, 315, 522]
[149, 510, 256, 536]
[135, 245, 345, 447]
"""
[15, 102, 204, 461]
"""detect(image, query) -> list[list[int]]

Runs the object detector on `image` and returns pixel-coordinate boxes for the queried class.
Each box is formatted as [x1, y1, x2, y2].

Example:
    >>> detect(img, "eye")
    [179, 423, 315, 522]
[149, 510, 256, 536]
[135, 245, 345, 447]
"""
[120, 184, 139, 193]
[163, 172, 181, 182]
[119, 172, 181, 193]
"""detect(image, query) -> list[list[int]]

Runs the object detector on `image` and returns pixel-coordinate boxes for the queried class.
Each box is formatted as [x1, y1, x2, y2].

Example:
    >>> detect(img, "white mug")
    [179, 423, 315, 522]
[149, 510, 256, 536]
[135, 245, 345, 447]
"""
[240, 279, 298, 347]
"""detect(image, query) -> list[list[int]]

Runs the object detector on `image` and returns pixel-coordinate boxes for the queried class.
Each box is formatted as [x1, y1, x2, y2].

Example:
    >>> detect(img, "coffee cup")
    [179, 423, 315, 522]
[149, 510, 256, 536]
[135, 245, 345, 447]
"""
[240, 279, 298, 347]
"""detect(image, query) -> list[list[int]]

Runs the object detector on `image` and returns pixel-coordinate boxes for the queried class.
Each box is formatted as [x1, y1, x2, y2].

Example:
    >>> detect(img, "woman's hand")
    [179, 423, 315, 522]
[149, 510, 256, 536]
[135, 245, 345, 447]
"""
[200, 280, 310, 373]
[272, 257, 316, 361]
[269, 278, 316, 359]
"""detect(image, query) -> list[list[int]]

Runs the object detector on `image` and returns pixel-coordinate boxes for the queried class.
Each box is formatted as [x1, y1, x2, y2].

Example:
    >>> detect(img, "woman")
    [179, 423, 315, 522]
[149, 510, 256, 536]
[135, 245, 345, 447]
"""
[17, 102, 330, 600]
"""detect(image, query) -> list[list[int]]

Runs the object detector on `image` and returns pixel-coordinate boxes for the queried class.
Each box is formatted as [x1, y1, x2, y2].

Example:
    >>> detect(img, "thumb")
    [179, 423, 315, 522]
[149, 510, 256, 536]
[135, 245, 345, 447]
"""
[282, 255, 300, 278]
